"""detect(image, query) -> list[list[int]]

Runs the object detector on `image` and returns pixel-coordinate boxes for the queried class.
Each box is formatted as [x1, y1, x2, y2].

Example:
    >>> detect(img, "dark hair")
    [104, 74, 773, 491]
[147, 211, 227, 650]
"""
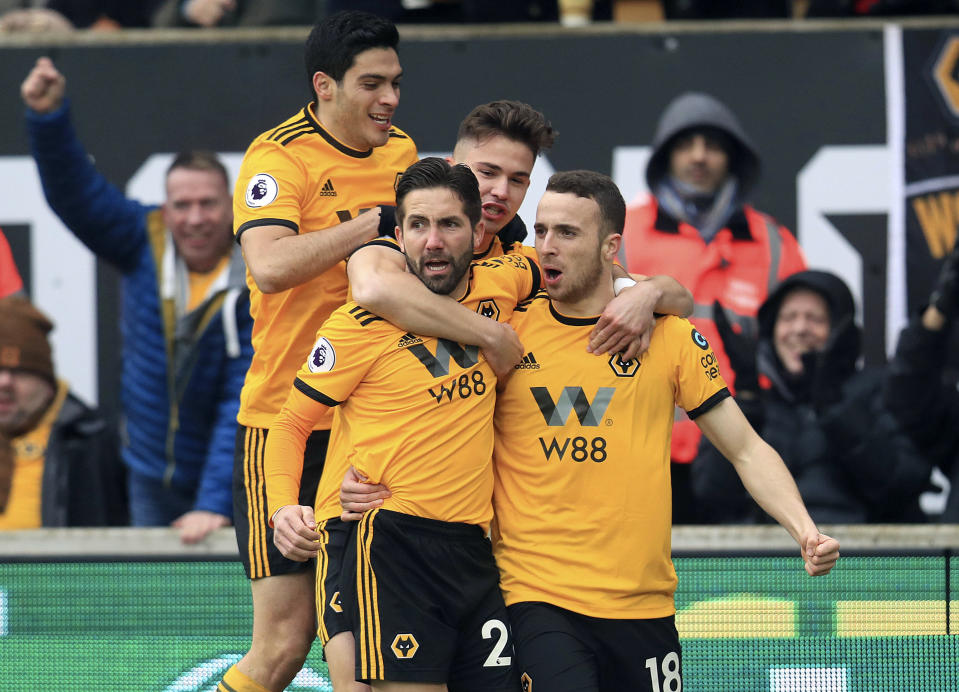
[166, 150, 229, 189]
[304, 11, 399, 97]
[456, 100, 557, 159]
[545, 170, 626, 238]
[396, 157, 482, 229]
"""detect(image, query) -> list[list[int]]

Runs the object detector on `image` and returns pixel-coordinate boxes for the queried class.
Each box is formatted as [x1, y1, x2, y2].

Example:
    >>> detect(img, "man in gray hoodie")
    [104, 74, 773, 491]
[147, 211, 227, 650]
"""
[621, 92, 807, 523]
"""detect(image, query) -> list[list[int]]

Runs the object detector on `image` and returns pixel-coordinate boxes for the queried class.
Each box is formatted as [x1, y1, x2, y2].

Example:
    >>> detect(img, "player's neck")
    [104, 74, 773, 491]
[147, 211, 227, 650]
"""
[551, 277, 614, 318]
[310, 102, 365, 152]
[475, 231, 498, 255]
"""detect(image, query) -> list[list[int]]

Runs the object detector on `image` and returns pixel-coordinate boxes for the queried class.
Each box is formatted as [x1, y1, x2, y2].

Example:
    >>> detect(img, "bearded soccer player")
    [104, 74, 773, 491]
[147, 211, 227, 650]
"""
[491, 171, 839, 691]
[222, 11, 419, 692]
[265, 158, 539, 691]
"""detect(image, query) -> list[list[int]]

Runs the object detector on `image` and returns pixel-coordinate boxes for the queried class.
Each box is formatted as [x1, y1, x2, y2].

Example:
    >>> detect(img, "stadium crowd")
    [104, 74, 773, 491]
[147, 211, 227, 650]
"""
[5, 5, 959, 691]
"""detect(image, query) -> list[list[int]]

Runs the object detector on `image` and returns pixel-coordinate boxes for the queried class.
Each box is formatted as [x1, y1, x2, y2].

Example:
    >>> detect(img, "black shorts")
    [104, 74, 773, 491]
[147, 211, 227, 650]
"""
[315, 516, 355, 646]
[232, 424, 328, 579]
[508, 602, 682, 692]
[343, 509, 518, 691]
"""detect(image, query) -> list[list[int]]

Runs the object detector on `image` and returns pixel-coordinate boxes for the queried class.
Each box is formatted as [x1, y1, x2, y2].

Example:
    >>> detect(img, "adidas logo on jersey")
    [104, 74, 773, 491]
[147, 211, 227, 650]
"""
[397, 333, 424, 348]
[514, 352, 541, 370]
[320, 179, 337, 197]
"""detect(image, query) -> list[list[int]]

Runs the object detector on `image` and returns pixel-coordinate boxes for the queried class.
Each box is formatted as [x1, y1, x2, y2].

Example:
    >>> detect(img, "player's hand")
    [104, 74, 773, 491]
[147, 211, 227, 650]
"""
[801, 532, 840, 576]
[340, 466, 390, 522]
[183, 0, 236, 26]
[172, 510, 231, 545]
[21, 57, 66, 115]
[588, 281, 659, 361]
[272, 504, 322, 561]
[480, 321, 523, 380]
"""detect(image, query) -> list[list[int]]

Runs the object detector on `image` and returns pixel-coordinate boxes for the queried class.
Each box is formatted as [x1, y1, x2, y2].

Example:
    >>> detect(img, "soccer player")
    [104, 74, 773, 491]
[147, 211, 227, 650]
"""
[343, 170, 840, 691]
[494, 170, 839, 691]
[266, 158, 538, 690]
[221, 11, 419, 692]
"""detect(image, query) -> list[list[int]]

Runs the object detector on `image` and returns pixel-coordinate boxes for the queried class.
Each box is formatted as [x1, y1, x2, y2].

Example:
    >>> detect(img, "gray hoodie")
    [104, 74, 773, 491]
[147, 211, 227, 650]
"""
[645, 92, 762, 199]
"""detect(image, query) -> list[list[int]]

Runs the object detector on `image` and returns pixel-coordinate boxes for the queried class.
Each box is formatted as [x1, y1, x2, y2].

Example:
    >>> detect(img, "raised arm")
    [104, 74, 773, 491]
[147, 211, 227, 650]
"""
[695, 397, 839, 576]
[347, 242, 523, 376]
[22, 57, 148, 270]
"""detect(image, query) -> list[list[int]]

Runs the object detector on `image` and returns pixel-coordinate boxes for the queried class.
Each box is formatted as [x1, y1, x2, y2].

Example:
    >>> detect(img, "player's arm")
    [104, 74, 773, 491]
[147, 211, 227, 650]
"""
[589, 271, 694, 361]
[263, 387, 329, 561]
[240, 209, 384, 294]
[695, 397, 840, 577]
[347, 242, 523, 377]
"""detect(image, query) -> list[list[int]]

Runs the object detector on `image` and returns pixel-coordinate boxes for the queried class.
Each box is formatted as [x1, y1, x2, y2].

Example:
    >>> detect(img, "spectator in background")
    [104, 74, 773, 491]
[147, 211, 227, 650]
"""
[0, 296, 127, 529]
[884, 241, 959, 521]
[151, 0, 324, 28]
[693, 269, 932, 524]
[0, 0, 164, 29]
[0, 6, 73, 32]
[0, 229, 24, 298]
[620, 91, 806, 523]
[21, 57, 253, 544]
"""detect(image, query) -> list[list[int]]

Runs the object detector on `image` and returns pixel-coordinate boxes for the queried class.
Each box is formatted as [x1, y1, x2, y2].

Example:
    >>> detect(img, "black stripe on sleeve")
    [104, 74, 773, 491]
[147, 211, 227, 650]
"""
[686, 388, 731, 420]
[348, 305, 383, 326]
[235, 218, 299, 243]
[524, 259, 542, 302]
[347, 237, 402, 260]
[267, 118, 309, 142]
[294, 377, 342, 407]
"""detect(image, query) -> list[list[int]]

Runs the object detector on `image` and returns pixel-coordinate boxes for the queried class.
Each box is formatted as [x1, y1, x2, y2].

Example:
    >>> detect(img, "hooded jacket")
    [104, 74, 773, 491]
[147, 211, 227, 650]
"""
[692, 270, 932, 524]
[25, 102, 254, 520]
[884, 312, 959, 520]
[621, 92, 806, 466]
[644, 91, 761, 199]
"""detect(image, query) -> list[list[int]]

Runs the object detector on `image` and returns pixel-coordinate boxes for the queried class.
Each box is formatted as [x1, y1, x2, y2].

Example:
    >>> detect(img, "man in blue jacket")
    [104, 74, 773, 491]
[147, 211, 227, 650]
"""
[21, 56, 253, 544]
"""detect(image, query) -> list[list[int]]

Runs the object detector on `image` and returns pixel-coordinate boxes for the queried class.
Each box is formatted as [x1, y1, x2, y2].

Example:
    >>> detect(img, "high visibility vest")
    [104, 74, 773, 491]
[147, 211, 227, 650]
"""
[620, 197, 807, 463]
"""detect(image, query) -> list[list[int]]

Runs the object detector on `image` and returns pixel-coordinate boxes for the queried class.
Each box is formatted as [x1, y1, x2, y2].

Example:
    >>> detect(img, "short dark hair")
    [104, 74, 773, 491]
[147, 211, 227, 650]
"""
[304, 11, 399, 97]
[166, 150, 229, 189]
[396, 157, 482, 229]
[545, 170, 626, 238]
[456, 100, 557, 159]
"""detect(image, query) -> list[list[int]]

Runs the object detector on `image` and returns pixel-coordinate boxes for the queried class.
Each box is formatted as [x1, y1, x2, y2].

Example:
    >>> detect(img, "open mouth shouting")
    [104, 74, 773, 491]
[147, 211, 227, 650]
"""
[542, 265, 563, 288]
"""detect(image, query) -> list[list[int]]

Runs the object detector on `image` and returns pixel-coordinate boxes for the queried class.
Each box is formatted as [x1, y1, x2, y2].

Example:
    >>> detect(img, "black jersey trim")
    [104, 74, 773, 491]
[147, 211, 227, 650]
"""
[235, 218, 299, 243]
[268, 117, 311, 143]
[686, 388, 731, 420]
[388, 130, 408, 139]
[348, 237, 402, 261]
[294, 378, 341, 407]
[348, 305, 384, 326]
[303, 105, 373, 159]
[548, 300, 600, 326]
[513, 290, 548, 313]
[472, 241, 498, 261]
[280, 129, 314, 146]
[524, 260, 541, 302]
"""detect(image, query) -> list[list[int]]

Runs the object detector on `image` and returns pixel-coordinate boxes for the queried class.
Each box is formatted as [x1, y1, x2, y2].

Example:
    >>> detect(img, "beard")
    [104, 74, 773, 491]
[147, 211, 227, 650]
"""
[407, 246, 474, 295]
[547, 248, 605, 304]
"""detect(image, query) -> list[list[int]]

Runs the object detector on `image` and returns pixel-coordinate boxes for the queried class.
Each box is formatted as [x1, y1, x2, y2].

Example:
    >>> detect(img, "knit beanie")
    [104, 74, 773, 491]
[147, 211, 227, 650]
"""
[0, 296, 55, 384]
